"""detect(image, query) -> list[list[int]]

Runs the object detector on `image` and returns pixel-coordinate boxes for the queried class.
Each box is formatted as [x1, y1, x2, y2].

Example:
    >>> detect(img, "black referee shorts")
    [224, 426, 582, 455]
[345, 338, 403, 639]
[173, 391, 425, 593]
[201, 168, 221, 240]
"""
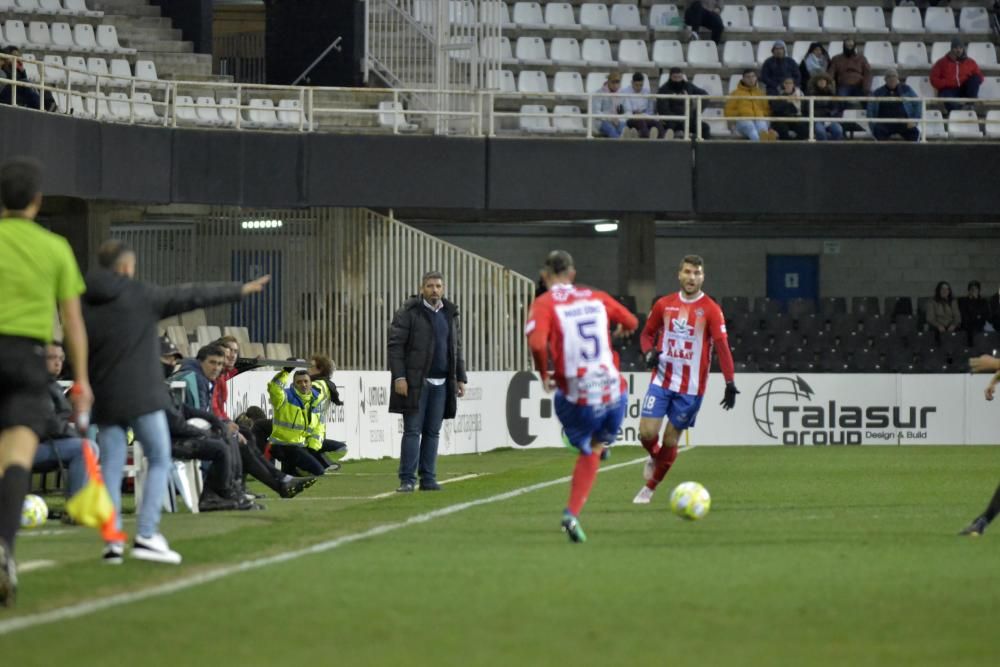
[0, 336, 51, 438]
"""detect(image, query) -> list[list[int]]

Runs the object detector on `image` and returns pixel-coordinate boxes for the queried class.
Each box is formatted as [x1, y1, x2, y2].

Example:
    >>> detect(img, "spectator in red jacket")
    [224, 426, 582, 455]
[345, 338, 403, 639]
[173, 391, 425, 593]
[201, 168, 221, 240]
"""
[931, 37, 984, 111]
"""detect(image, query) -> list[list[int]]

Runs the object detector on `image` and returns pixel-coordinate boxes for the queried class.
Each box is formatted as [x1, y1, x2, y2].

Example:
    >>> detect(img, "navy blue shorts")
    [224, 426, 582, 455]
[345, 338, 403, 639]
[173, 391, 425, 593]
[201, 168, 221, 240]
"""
[640, 384, 703, 431]
[554, 392, 627, 456]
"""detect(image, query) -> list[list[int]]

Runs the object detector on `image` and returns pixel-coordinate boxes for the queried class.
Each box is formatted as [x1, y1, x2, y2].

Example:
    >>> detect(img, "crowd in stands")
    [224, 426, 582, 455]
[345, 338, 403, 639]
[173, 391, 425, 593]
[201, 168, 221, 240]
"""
[610, 281, 1000, 373]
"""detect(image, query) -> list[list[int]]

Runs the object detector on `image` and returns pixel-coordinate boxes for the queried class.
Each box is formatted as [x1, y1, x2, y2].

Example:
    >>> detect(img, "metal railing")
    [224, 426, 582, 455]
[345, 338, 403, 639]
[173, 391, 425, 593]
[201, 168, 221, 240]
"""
[213, 31, 266, 84]
[112, 208, 535, 371]
[3, 53, 999, 140]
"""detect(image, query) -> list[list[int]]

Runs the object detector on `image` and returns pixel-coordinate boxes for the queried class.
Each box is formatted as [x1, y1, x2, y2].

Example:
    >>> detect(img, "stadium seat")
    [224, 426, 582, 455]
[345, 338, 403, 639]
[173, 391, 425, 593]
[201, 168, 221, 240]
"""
[841, 109, 870, 137]
[134, 60, 159, 87]
[64, 55, 92, 85]
[924, 7, 957, 34]
[222, 326, 251, 345]
[897, 42, 929, 68]
[512, 2, 547, 30]
[480, 36, 517, 66]
[518, 104, 555, 133]
[698, 107, 725, 137]
[827, 41, 844, 58]
[67, 92, 88, 117]
[617, 39, 652, 68]
[131, 92, 162, 124]
[721, 296, 750, 313]
[195, 325, 222, 348]
[3, 20, 33, 49]
[960, 6, 991, 35]
[787, 298, 816, 317]
[74, 23, 104, 52]
[27, 21, 51, 48]
[219, 98, 242, 127]
[967, 43, 998, 70]
[923, 109, 947, 139]
[822, 6, 855, 33]
[791, 41, 811, 64]
[652, 40, 685, 68]
[411, 0, 434, 24]
[973, 331, 1000, 355]
[692, 73, 723, 98]
[947, 110, 982, 138]
[63, 0, 101, 17]
[884, 297, 913, 318]
[855, 6, 888, 33]
[727, 73, 741, 93]
[480, 1, 515, 29]
[649, 4, 682, 31]
[981, 76, 1000, 100]
[85, 55, 108, 81]
[97, 24, 134, 54]
[755, 41, 775, 66]
[751, 5, 783, 31]
[517, 70, 548, 94]
[108, 57, 131, 87]
[544, 3, 580, 31]
[891, 7, 924, 34]
[486, 69, 515, 93]
[448, 0, 476, 25]
[49, 21, 74, 50]
[42, 54, 66, 85]
[552, 104, 585, 133]
[870, 74, 885, 93]
[929, 41, 951, 64]
[585, 71, 609, 93]
[175, 95, 199, 126]
[85, 93, 113, 121]
[788, 6, 821, 33]
[15, 0, 41, 12]
[819, 296, 847, 316]
[553, 70, 584, 95]
[243, 342, 265, 359]
[580, 3, 613, 30]
[377, 101, 418, 131]
[277, 99, 307, 129]
[851, 348, 881, 373]
[194, 96, 223, 126]
[20, 54, 40, 83]
[720, 5, 752, 33]
[687, 40, 720, 67]
[864, 41, 895, 68]
[582, 38, 616, 67]
[755, 298, 782, 316]
[851, 296, 880, 316]
[38, 0, 66, 13]
[987, 110, 1000, 138]
[610, 4, 645, 33]
[550, 38, 585, 66]
[908, 75, 935, 100]
[722, 40, 755, 67]
[515, 36, 550, 66]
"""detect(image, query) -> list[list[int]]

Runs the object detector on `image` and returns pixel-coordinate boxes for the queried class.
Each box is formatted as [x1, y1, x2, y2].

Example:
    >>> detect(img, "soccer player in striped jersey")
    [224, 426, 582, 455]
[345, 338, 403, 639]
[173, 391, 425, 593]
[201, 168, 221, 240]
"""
[526, 251, 638, 543]
[632, 254, 739, 505]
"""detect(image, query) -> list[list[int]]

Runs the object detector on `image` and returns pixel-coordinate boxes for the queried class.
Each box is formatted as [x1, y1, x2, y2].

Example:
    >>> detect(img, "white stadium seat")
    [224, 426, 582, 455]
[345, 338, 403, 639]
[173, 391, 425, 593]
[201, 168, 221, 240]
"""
[827, 41, 844, 59]
[582, 38, 616, 67]
[968, 42, 999, 70]
[21, 54, 40, 83]
[41, 54, 66, 85]
[947, 110, 981, 138]
[195, 96, 223, 126]
[72, 23, 99, 52]
[580, 3, 613, 30]
[692, 73, 723, 98]
[39, 0, 67, 13]
[822, 6, 855, 33]
[864, 41, 895, 69]
[550, 38, 585, 67]
[132, 91, 162, 124]
[756, 41, 775, 67]
[985, 110, 1000, 138]
[98, 24, 135, 54]
[728, 73, 741, 93]
[108, 58, 131, 87]
[930, 41, 951, 64]
[959, 7, 991, 35]
[585, 71, 609, 93]
[907, 75, 935, 101]
[722, 40, 756, 68]
[841, 109, 869, 137]
[610, 4, 645, 32]
[3, 20, 32, 49]
[553, 71, 584, 95]
[855, 6, 889, 34]
[480, 1, 515, 29]
[980, 76, 1000, 101]
[517, 70, 549, 94]
[64, 0, 101, 17]
[891, 7, 924, 34]
[218, 98, 240, 127]
[686, 40, 720, 67]
[486, 69, 515, 93]
[15, 0, 42, 13]
[65, 55, 93, 85]
[649, 4, 681, 31]
[134, 59, 159, 87]
[870, 74, 885, 92]
[652, 40, 685, 68]
[518, 104, 555, 133]
[27, 21, 51, 49]
[448, 0, 476, 25]
[544, 3, 580, 31]
[243, 98, 281, 129]
[791, 41, 812, 64]
[788, 7, 821, 33]
[515, 36, 550, 66]
[924, 7, 957, 34]
[617, 39, 652, 67]
[923, 109, 947, 139]
[751, 5, 783, 31]
[50, 21, 75, 50]
[720, 5, 752, 33]
[480, 36, 517, 66]
[897, 42, 929, 68]
[107, 92, 132, 121]
[175, 95, 199, 125]
[552, 105, 585, 134]
[702, 107, 731, 137]
[512, 2, 547, 30]
[276, 99, 306, 128]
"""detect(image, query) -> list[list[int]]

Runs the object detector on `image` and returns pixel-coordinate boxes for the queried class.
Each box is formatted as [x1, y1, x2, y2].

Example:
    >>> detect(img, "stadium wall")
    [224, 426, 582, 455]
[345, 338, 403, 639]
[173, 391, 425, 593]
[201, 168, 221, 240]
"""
[228, 370, 999, 458]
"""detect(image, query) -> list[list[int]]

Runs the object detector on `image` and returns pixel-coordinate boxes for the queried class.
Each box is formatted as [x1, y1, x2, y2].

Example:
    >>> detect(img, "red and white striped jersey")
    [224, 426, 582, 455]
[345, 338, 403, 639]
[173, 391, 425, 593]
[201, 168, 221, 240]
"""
[526, 284, 638, 406]
[640, 292, 730, 397]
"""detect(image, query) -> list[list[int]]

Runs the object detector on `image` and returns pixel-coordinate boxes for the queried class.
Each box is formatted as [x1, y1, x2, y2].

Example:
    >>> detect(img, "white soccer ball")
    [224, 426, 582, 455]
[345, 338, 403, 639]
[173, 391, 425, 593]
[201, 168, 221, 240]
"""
[21, 494, 48, 529]
[186, 417, 212, 431]
[669, 481, 711, 521]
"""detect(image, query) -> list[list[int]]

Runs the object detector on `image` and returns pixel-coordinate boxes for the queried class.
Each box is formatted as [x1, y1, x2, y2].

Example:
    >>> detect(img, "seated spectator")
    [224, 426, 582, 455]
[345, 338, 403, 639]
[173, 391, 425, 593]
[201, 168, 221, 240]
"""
[807, 72, 844, 141]
[307, 354, 348, 472]
[867, 70, 921, 142]
[594, 73, 625, 139]
[770, 77, 808, 140]
[828, 39, 872, 98]
[724, 69, 778, 141]
[683, 1, 724, 44]
[267, 367, 327, 477]
[799, 42, 831, 90]
[761, 40, 801, 96]
[926, 281, 961, 342]
[990, 284, 1000, 333]
[958, 281, 991, 344]
[622, 72, 665, 139]
[0, 47, 43, 111]
[656, 67, 712, 140]
[32, 343, 94, 498]
[930, 38, 984, 112]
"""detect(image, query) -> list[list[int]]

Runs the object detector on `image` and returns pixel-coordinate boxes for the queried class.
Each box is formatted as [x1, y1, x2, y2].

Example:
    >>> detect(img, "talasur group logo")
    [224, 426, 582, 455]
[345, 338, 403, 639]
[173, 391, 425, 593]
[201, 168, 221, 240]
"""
[505, 371, 552, 446]
[753, 375, 815, 439]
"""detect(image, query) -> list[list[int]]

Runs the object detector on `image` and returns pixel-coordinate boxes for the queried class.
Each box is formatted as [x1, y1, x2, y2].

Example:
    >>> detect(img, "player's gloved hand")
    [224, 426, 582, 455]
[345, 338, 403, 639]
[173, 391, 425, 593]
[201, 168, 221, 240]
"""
[720, 382, 740, 410]
[643, 349, 660, 369]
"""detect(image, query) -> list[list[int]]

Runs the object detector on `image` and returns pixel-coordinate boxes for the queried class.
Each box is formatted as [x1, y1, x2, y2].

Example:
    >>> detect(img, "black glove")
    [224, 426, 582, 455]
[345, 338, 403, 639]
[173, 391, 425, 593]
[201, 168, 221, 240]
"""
[643, 349, 660, 370]
[283, 366, 295, 373]
[720, 382, 740, 411]
[326, 379, 344, 406]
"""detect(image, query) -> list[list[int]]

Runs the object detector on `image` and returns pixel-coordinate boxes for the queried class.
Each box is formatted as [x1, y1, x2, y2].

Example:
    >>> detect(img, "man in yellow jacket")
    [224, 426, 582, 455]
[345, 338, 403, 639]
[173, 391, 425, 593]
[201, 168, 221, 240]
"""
[267, 369, 324, 477]
[724, 69, 778, 141]
[305, 354, 347, 473]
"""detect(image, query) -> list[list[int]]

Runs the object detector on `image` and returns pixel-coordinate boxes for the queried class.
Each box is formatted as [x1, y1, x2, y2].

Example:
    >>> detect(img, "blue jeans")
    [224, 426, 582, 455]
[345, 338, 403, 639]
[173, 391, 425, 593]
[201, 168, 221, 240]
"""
[398, 381, 447, 485]
[598, 120, 623, 138]
[734, 119, 769, 141]
[939, 76, 983, 111]
[814, 121, 844, 140]
[33, 438, 94, 496]
[97, 410, 171, 538]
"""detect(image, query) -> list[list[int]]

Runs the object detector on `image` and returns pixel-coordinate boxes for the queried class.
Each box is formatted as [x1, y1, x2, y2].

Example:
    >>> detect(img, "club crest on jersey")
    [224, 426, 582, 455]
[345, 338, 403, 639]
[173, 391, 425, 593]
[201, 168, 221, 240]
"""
[671, 317, 694, 337]
[695, 308, 704, 317]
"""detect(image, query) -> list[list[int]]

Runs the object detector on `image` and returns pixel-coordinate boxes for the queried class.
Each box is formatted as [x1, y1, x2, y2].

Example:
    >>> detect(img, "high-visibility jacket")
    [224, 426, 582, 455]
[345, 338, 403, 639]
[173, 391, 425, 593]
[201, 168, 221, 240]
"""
[267, 371, 319, 447]
[306, 378, 334, 450]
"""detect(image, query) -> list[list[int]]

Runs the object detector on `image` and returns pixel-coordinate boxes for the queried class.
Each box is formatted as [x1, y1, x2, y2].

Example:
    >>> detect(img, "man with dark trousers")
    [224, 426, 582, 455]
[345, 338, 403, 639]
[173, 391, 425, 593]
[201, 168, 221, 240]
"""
[389, 271, 467, 492]
[83, 240, 269, 565]
[0, 157, 92, 607]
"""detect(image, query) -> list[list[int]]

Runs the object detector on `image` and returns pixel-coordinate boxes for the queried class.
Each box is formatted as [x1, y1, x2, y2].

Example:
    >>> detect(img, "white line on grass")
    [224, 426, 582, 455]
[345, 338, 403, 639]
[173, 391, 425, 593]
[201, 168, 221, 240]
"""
[296, 473, 489, 501]
[17, 560, 56, 574]
[0, 449, 688, 636]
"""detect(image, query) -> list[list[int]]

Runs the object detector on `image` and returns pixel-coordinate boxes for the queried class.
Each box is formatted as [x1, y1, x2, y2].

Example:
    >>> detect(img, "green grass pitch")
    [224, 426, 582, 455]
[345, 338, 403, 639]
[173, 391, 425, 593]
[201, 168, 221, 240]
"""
[2, 445, 999, 666]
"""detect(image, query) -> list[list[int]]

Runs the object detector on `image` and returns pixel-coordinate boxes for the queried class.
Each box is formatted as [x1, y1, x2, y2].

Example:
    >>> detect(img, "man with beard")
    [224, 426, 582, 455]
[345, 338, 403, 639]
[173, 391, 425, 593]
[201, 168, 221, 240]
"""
[655, 68, 711, 140]
[828, 39, 872, 98]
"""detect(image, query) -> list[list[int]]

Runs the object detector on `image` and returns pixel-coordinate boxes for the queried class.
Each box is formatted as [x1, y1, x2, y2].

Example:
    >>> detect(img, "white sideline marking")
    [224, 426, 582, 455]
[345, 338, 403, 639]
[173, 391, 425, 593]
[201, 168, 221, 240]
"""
[368, 472, 485, 499]
[17, 560, 56, 574]
[0, 450, 686, 636]
[20, 530, 70, 538]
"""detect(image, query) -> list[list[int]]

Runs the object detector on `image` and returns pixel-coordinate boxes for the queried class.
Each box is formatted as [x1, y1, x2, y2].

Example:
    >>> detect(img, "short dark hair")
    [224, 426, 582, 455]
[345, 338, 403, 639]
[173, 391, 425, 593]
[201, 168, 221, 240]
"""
[243, 406, 266, 421]
[544, 250, 574, 275]
[631, 72, 644, 83]
[422, 271, 444, 285]
[293, 369, 311, 380]
[196, 343, 226, 361]
[743, 68, 757, 76]
[679, 254, 705, 270]
[97, 239, 134, 269]
[310, 354, 334, 378]
[0, 157, 42, 211]
[669, 67, 683, 75]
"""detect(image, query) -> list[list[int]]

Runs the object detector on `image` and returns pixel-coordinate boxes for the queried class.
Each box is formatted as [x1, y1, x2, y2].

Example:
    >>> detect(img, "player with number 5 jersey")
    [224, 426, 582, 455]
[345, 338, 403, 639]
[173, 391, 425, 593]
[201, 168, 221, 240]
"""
[526, 250, 638, 543]
[632, 255, 739, 506]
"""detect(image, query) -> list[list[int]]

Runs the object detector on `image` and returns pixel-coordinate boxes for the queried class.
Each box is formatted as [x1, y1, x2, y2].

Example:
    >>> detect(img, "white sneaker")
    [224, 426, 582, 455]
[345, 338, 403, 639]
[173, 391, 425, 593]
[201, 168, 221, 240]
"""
[643, 456, 655, 481]
[102, 542, 124, 565]
[133, 533, 182, 565]
[649, 126, 660, 140]
[633, 486, 654, 504]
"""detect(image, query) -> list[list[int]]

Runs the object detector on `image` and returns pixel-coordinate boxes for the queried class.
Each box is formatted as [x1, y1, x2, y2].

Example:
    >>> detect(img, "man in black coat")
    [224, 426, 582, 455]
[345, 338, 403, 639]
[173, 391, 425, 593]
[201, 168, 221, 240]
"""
[655, 68, 711, 140]
[388, 271, 467, 492]
[83, 240, 269, 564]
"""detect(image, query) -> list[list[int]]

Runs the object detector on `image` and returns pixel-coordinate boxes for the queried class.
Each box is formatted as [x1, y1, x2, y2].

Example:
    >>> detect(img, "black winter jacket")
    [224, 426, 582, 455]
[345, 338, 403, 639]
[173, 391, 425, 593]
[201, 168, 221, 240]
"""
[82, 268, 245, 425]
[387, 296, 467, 417]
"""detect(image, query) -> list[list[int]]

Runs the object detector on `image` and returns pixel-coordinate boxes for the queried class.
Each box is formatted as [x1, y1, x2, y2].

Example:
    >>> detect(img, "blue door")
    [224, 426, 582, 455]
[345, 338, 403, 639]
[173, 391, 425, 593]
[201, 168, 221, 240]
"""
[766, 255, 819, 306]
